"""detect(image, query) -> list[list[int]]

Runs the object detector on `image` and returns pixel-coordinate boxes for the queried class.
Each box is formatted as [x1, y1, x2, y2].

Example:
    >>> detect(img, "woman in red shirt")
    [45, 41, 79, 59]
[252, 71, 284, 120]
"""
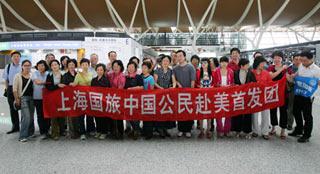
[252, 56, 272, 140]
[213, 57, 234, 138]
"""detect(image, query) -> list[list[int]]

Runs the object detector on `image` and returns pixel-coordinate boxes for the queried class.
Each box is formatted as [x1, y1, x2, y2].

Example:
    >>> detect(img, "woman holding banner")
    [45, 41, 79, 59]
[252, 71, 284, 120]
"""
[141, 61, 155, 140]
[45, 60, 66, 140]
[213, 56, 234, 138]
[267, 51, 291, 139]
[61, 59, 79, 139]
[252, 56, 272, 140]
[154, 55, 177, 138]
[91, 63, 111, 140]
[196, 58, 214, 139]
[108, 60, 126, 140]
[71, 58, 94, 140]
[32, 60, 50, 140]
[233, 58, 256, 139]
[124, 61, 144, 140]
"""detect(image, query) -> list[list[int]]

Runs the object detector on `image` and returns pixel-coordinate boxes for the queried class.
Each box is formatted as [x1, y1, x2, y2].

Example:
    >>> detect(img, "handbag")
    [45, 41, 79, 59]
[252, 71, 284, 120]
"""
[13, 76, 32, 111]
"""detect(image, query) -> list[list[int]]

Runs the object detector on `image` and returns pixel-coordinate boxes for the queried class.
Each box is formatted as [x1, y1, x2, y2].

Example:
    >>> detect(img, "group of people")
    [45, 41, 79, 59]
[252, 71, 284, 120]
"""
[2, 47, 320, 143]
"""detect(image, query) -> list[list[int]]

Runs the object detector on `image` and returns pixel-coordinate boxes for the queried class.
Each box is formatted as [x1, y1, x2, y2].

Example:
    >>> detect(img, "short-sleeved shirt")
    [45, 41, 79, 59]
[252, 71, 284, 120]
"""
[2, 63, 21, 86]
[173, 64, 196, 88]
[89, 66, 98, 78]
[32, 70, 48, 100]
[154, 68, 173, 89]
[297, 63, 320, 79]
[74, 72, 92, 86]
[143, 75, 155, 90]
[267, 65, 293, 81]
[124, 74, 144, 89]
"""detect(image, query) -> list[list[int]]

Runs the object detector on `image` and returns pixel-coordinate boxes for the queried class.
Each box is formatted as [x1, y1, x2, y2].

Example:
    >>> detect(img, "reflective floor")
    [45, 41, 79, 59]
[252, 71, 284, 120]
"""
[0, 84, 319, 174]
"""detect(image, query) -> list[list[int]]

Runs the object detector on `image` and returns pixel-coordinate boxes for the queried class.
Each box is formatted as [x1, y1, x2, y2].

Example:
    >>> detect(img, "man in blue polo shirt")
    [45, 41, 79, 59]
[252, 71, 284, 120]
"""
[2, 51, 22, 134]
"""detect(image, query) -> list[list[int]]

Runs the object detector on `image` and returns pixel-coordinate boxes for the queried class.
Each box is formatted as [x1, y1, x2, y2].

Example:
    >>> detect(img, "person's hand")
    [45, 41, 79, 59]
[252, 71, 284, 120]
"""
[70, 83, 76, 87]
[15, 98, 21, 106]
[282, 65, 288, 70]
[58, 84, 66, 88]
[34, 79, 43, 85]
[177, 83, 182, 88]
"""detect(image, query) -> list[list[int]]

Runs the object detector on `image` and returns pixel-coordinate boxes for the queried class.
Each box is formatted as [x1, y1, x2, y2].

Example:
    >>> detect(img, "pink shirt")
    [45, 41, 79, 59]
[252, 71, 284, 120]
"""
[108, 72, 126, 89]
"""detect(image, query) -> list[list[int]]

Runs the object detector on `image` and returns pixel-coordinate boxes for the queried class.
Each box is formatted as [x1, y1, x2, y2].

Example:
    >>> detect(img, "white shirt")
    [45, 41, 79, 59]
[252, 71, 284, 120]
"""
[221, 76, 227, 86]
[298, 63, 320, 79]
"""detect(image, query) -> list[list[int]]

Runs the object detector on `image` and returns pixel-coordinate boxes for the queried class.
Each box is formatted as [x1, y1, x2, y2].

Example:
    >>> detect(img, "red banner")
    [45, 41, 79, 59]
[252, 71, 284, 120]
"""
[43, 77, 286, 121]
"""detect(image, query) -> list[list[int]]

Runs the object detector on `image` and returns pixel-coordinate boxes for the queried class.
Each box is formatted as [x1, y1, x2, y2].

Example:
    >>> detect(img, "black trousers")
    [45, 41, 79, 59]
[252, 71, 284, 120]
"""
[111, 119, 124, 137]
[79, 115, 96, 135]
[293, 95, 313, 138]
[232, 114, 252, 133]
[143, 121, 154, 137]
[270, 97, 288, 129]
[95, 117, 112, 134]
[7, 86, 20, 131]
[34, 100, 50, 135]
[178, 121, 194, 133]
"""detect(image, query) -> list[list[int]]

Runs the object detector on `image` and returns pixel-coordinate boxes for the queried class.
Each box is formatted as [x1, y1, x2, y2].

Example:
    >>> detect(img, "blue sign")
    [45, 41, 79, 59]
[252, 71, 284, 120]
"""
[294, 76, 319, 97]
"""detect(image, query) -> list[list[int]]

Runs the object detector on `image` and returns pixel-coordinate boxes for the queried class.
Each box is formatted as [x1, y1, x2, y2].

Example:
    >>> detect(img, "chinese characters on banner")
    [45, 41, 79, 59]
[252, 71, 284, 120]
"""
[43, 77, 286, 121]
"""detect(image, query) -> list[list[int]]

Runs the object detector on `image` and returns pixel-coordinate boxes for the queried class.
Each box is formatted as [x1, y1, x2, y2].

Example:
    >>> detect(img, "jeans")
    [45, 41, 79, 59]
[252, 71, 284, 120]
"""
[19, 96, 35, 139]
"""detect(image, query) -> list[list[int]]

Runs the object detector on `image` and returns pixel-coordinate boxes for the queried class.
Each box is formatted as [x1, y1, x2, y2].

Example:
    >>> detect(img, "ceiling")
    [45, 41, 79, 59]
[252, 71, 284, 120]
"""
[0, 0, 320, 33]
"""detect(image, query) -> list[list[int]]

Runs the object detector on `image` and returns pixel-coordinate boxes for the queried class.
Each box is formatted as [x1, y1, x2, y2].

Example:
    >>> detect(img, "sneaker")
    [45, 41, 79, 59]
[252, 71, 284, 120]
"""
[52, 136, 59, 141]
[245, 134, 252, 140]
[95, 133, 101, 139]
[217, 133, 224, 138]
[262, 135, 270, 140]
[185, 132, 192, 138]
[40, 134, 49, 140]
[99, 134, 107, 140]
[177, 131, 183, 137]
[252, 133, 259, 138]
[28, 134, 36, 139]
[89, 132, 96, 137]
[19, 138, 28, 142]
[235, 132, 241, 138]
[225, 132, 233, 138]
[206, 130, 212, 139]
[80, 134, 86, 140]
[198, 131, 205, 139]
[132, 131, 139, 140]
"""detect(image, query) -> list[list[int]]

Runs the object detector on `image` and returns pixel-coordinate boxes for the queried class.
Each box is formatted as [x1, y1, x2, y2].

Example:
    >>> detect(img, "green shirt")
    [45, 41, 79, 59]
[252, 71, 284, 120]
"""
[74, 72, 92, 86]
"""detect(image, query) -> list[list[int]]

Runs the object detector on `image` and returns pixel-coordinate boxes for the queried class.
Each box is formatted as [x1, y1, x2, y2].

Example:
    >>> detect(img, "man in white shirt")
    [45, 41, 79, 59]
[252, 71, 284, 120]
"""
[289, 51, 320, 143]
[89, 53, 99, 78]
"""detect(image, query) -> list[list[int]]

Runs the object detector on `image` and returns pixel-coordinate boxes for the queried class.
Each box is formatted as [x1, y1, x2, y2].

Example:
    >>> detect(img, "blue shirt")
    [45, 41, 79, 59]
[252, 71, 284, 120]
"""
[2, 63, 21, 86]
[32, 71, 48, 100]
[143, 75, 155, 90]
